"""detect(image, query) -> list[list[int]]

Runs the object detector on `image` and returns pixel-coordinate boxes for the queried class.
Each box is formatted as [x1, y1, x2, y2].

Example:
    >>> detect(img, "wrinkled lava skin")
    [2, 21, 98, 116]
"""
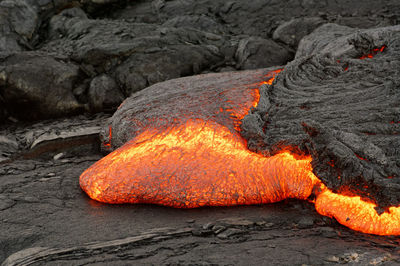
[81, 119, 318, 207]
[242, 25, 400, 208]
[80, 66, 400, 235]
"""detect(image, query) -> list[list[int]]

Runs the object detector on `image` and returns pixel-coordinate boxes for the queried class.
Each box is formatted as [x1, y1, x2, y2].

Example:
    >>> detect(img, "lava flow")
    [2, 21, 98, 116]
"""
[80, 70, 400, 236]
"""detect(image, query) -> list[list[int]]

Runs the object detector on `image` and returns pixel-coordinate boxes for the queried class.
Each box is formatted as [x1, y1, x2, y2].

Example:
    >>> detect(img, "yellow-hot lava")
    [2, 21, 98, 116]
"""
[315, 186, 400, 235]
[80, 68, 400, 236]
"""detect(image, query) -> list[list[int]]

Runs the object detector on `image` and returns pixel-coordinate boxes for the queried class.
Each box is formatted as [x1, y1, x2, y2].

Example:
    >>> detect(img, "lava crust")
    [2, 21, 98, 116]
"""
[242, 24, 400, 209]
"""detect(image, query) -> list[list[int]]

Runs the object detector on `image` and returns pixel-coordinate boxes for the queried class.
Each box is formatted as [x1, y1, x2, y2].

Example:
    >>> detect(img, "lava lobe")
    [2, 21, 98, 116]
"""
[81, 24, 400, 236]
[80, 65, 400, 235]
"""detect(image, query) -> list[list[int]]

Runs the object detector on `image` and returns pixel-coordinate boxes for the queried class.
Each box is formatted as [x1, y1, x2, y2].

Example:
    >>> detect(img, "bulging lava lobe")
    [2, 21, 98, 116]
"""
[80, 119, 318, 207]
[315, 187, 400, 236]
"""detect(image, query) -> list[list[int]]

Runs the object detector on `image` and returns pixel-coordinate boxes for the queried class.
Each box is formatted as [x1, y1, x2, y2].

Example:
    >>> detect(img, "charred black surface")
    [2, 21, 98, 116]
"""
[242, 24, 400, 208]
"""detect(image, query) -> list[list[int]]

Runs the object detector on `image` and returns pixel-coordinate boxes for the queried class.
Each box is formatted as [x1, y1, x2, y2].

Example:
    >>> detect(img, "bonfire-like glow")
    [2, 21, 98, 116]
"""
[80, 68, 400, 236]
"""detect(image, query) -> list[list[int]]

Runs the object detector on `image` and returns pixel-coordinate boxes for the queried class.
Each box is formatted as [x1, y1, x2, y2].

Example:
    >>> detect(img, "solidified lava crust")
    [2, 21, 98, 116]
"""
[242, 24, 400, 209]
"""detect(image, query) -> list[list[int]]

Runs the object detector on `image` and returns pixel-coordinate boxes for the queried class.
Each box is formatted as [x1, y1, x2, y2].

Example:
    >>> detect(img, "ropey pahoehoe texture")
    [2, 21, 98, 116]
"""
[242, 24, 400, 209]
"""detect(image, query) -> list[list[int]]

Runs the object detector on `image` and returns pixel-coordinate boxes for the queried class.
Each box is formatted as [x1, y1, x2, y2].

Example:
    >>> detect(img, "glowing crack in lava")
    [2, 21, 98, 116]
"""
[80, 70, 400, 236]
[359, 45, 386, 59]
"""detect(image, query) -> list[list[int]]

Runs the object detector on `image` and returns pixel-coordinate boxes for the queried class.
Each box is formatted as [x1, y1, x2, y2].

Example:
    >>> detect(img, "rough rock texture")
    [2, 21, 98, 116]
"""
[0, 0, 39, 52]
[272, 17, 326, 48]
[88, 74, 124, 112]
[99, 67, 277, 150]
[241, 24, 400, 209]
[0, 113, 108, 162]
[235, 37, 291, 69]
[0, 52, 84, 120]
[1, 0, 399, 121]
[42, 9, 288, 96]
[112, 0, 399, 37]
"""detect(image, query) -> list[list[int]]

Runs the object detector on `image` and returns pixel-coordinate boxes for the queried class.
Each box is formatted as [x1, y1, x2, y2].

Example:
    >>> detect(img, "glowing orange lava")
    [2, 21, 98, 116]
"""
[261, 69, 282, 85]
[315, 184, 400, 235]
[80, 69, 400, 236]
[359, 45, 386, 59]
[103, 126, 112, 148]
[81, 120, 319, 207]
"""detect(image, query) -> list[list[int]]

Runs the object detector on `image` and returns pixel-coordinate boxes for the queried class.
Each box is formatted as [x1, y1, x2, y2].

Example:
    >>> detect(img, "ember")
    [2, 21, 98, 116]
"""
[359, 45, 386, 59]
[261, 69, 282, 85]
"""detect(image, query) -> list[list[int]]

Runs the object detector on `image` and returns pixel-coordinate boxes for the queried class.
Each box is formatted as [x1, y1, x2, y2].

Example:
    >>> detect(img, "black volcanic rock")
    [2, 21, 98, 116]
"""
[272, 17, 326, 48]
[0, 0, 39, 52]
[88, 74, 124, 112]
[0, 52, 84, 120]
[235, 36, 292, 70]
[43, 11, 229, 95]
[112, 0, 399, 38]
[241, 24, 400, 208]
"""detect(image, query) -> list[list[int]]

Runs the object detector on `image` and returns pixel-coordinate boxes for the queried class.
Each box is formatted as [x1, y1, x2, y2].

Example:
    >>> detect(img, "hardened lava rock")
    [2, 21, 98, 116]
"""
[99, 67, 279, 150]
[241, 24, 400, 209]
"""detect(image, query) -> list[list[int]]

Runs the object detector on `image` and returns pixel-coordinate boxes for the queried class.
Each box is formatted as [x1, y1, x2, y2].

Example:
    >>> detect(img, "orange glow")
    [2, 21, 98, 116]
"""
[261, 69, 283, 85]
[80, 120, 319, 207]
[315, 185, 400, 235]
[359, 45, 386, 59]
[103, 126, 112, 148]
[80, 67, 400, 235]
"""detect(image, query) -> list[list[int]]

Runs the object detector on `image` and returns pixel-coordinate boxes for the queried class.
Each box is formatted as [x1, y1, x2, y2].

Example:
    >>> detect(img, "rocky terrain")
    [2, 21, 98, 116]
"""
[1, 0, 400, 265]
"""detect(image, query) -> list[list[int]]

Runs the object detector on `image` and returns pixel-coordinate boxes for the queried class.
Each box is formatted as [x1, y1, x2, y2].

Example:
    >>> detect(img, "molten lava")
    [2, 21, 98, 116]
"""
[81, 120, 318, 207]
[359, 45, 386, 59]
[262, 69, 282, 85]
[80, 69, 400, 236]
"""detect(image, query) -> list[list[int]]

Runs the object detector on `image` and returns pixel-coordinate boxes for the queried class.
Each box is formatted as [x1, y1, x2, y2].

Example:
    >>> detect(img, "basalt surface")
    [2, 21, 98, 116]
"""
[241, 24, 400, 209]
[1, 0, 400, 121]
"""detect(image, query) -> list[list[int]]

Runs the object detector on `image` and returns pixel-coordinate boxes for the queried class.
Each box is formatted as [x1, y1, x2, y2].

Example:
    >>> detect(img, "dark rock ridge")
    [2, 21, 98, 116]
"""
[241, 24, 400, 209]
